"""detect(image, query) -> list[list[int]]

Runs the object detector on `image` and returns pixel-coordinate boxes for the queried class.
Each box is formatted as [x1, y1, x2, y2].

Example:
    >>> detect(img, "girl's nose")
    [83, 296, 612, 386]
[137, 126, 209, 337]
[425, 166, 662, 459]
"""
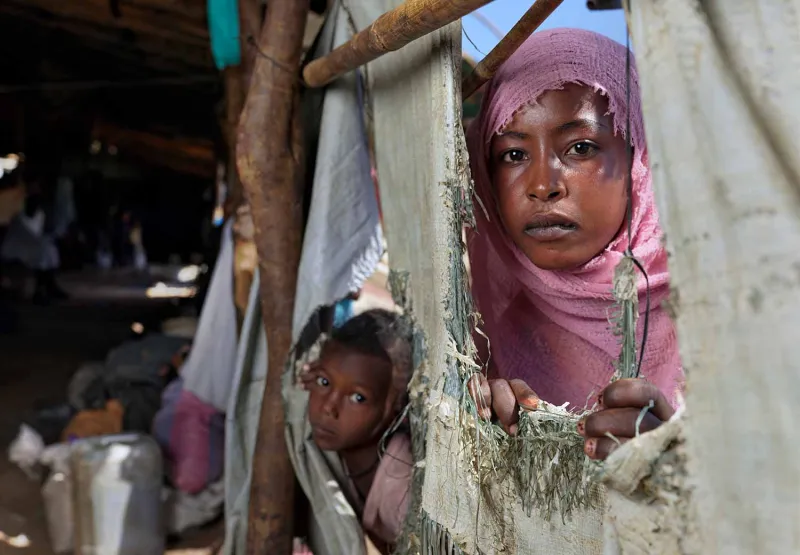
[526, 157, 566, 202]
[322, 394, 340, 419]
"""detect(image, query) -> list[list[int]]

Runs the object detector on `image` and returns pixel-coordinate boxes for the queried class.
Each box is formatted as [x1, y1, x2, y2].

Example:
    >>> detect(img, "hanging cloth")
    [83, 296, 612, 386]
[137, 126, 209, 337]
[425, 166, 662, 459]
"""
[207, 0, 241, 70]
[182, 220, 238, 412]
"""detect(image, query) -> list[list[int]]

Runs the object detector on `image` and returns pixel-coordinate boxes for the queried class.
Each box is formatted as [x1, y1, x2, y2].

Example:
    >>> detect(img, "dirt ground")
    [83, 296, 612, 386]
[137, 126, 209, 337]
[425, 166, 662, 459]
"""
[0, 271, 222, 555]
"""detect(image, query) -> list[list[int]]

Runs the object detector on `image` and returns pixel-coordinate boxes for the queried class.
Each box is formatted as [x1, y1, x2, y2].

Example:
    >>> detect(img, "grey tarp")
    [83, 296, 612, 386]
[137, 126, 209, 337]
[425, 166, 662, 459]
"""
[222, 274, 266, 555]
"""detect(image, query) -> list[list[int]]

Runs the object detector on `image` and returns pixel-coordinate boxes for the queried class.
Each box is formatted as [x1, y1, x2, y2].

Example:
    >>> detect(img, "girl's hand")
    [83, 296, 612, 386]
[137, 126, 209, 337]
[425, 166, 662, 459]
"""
[578, 378, 674, 460]
[467, 373, 539, 435]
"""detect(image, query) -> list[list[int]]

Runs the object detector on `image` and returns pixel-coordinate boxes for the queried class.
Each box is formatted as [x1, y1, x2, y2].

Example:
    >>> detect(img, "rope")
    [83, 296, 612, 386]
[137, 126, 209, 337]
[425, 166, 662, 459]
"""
[623, 20, 651, 380]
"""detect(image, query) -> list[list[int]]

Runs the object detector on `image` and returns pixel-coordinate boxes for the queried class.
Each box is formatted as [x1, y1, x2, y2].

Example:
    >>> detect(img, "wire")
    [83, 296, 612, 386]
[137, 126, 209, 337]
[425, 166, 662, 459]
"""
[624, 20, 651, 379]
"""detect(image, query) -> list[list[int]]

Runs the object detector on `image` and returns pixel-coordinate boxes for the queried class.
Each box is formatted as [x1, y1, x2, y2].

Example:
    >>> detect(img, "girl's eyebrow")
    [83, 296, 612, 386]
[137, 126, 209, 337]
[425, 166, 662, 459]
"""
[555, 118, 609, 134]
[495, 130, 529, 140]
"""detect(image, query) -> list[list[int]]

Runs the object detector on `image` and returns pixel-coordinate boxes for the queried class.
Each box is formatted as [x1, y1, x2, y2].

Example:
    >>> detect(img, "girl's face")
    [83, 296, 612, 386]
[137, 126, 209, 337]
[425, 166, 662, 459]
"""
[490, 84, 628, 271]
[306, 341, 395, 453]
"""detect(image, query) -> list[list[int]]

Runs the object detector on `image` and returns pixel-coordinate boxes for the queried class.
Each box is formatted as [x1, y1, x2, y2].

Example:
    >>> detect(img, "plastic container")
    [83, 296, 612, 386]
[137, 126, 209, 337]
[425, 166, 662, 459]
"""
[70, 433, 164, 555]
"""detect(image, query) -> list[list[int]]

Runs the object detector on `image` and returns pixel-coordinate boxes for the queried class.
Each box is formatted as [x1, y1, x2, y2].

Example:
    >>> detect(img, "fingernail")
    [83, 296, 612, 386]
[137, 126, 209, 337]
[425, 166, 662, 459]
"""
[584, 438, 596, 458]
[577, 419, 585, 436]
[508, 424, 518, 436]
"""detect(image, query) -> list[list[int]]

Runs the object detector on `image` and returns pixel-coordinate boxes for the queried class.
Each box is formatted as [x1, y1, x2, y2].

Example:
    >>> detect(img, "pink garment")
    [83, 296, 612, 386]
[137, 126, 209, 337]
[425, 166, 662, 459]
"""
[467, 28, 683, 408]
[361, 433, 412, 545]
[168, 389, 219, 494]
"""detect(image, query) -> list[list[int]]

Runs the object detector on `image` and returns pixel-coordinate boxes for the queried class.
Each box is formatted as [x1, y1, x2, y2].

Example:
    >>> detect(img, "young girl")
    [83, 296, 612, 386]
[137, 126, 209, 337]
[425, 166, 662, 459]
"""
[466, 28, 683, 461]
[302, 309, 413, 553]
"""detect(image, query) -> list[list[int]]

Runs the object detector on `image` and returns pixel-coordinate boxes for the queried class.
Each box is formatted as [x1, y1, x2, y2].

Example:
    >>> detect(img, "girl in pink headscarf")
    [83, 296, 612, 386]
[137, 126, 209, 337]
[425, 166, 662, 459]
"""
[466, 28, 683, 461]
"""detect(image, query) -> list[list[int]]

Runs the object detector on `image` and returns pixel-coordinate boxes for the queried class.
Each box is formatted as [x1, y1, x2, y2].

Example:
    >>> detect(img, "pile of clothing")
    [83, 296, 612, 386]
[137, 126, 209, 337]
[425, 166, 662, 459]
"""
[65, 333, 190, 441]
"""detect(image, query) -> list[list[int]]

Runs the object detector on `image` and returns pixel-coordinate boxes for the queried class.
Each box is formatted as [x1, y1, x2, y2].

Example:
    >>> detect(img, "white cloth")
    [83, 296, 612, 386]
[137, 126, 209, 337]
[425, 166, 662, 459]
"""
[181, 220, 238, 412]
[291, 0, 384, 340]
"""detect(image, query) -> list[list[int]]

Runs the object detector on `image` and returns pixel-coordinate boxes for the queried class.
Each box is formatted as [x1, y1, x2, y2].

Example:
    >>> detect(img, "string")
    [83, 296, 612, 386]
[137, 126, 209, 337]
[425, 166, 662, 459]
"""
[624, 17, 651, 379]
[247, 35, 303, 79]
[245, 34, 303, 166]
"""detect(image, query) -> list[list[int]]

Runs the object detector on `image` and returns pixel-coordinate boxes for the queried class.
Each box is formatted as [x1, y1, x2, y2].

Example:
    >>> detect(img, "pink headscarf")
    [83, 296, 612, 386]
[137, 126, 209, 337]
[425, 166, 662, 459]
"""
[467, 28, 683, 408]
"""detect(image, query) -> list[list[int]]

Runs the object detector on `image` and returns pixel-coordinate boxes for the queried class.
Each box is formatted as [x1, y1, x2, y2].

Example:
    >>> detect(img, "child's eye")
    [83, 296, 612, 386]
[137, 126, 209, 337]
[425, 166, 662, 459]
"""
[349, 393, 367, 404]
[316, 376, 329, 387]
[501, 149, 527, 163]
[566, 141, 598, 156]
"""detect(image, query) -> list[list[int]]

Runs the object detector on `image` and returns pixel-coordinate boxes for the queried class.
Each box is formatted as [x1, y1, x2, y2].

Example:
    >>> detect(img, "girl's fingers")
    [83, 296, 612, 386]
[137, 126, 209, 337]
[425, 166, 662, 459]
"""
[581, 407, 662, 439]
[468, 373, 492, 420]
[508, 379, 539, 411]
[489, 379, 520, 433]
[599, 379, 674, 422]
[584, 436, 630, 461]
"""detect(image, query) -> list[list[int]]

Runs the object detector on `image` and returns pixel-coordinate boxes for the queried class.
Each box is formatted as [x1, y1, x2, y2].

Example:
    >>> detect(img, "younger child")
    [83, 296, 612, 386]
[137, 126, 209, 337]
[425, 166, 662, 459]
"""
[303, 309, 413, 553]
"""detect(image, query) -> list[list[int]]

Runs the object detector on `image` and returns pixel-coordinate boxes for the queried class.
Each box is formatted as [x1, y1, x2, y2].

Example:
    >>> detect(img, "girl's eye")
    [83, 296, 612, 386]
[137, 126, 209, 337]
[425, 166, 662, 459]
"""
[315, 376, 329, 387]
[566, 142, 597, 156]
[501, 149, 527, 163]
[349, 393, 367, 404]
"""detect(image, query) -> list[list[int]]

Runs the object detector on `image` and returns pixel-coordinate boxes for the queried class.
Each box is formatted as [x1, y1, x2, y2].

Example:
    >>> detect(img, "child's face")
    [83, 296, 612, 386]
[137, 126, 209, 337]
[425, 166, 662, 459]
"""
[490, 84, 628, 270]
[307, 342, 395, 453]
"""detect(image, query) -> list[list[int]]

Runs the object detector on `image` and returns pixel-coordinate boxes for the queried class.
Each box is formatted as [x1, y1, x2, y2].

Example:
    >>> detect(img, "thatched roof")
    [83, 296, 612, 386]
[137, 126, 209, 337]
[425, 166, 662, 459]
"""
[0, 0, 324, 177]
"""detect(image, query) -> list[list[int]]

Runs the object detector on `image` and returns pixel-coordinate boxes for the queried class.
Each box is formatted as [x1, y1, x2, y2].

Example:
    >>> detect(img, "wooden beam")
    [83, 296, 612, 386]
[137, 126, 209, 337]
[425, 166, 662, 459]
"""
[0, 6, 213, 73]
[461, 0, 563, 99]
[302, 0, 494, 88]
[124, 0, 207, 20]
[7, 0, 209, 47]
[237, 0, 309, 553]
[93, 120, 216, 177]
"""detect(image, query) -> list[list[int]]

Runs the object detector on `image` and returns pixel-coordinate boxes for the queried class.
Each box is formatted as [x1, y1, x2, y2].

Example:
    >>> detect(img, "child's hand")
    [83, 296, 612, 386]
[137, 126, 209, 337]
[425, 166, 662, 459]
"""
[578, 378, 674, 460]
[467, 373, 539, 435]
[298, 363, 314, 389]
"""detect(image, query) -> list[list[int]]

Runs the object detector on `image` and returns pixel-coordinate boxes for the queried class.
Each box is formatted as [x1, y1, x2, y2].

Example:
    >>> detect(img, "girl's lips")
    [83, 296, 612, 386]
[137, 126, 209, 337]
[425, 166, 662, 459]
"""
[311, 424, 337, 439]
[523, 224, 577, 241]
[524, 213, 578, 241]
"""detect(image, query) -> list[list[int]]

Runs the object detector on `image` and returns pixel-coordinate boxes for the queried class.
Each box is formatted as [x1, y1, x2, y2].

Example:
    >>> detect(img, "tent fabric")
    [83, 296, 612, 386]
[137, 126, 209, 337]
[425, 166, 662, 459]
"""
[221, 274, 266, 555]
[181, 220, 239, 412]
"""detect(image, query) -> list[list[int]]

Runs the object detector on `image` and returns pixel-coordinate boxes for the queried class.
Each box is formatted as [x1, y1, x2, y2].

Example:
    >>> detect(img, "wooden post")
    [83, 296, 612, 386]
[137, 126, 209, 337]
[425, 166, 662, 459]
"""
[236, 0, 309, 553]
[461, 0, 563, 99]
[302, 0, 495, 88]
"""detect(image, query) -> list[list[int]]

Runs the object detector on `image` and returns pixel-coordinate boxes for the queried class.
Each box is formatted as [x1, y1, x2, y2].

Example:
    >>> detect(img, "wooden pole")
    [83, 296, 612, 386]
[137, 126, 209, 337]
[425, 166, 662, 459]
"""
[237, 0, 309, 553]
[461, 0, 563, 99]
[302, 0, 495, 88]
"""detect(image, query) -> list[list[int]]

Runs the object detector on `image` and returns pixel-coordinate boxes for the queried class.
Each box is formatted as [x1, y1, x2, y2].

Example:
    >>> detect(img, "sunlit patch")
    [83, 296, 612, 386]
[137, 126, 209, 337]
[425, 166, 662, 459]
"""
[177, 265, 201, 283]
[145, 282, 197, 299]
[0, 531, 31, 548]
[0, 153, 21, 177]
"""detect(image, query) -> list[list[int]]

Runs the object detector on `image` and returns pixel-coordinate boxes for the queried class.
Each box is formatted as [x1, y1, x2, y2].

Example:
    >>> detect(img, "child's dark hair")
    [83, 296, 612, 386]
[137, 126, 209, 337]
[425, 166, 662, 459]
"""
[330, 308, 413, 382]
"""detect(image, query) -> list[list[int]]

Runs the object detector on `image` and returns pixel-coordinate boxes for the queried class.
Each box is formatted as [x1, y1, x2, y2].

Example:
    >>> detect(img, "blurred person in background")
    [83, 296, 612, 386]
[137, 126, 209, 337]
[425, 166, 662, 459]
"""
[0, 168, 69, 304]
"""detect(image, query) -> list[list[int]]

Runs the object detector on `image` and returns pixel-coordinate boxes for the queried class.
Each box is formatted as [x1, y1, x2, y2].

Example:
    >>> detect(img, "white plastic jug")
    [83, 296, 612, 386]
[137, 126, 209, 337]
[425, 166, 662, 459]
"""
[71, 434, 164, 555]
